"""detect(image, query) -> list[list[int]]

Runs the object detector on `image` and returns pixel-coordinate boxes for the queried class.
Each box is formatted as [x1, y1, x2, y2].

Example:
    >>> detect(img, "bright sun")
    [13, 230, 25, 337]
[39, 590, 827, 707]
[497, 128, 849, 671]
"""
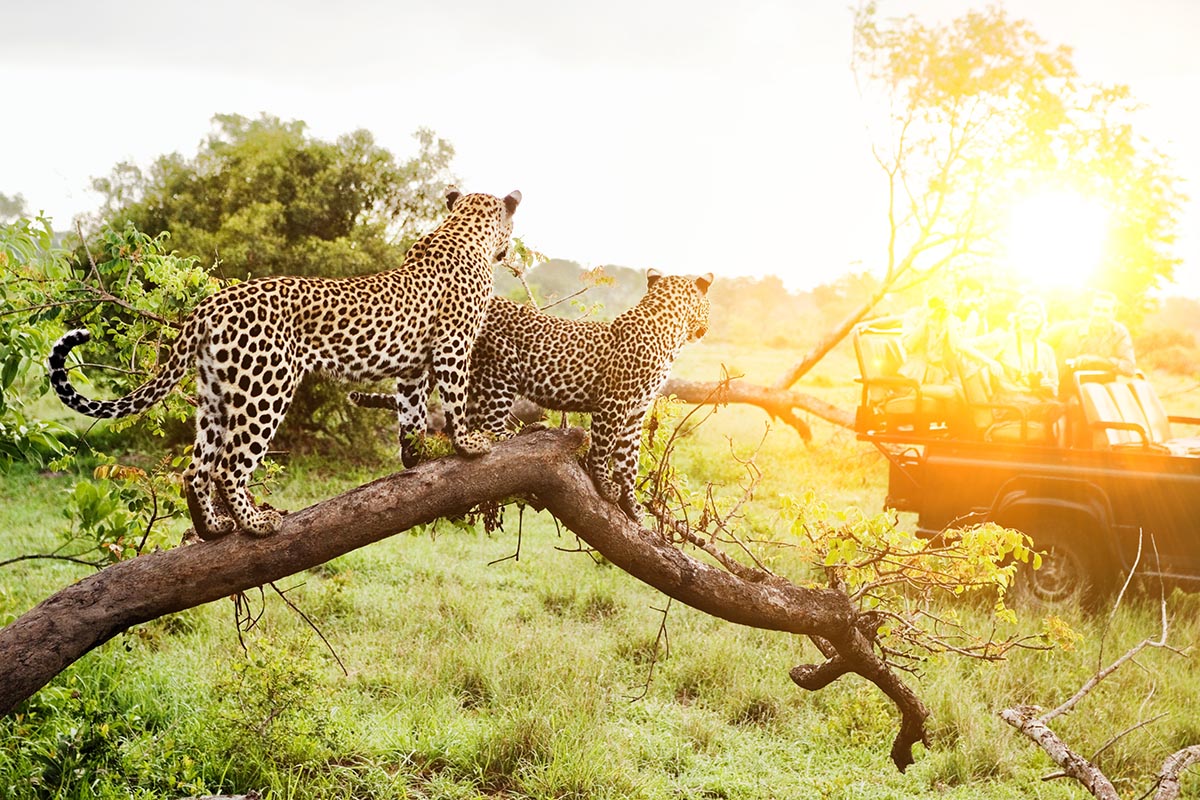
[1004, 190, 1109, 288]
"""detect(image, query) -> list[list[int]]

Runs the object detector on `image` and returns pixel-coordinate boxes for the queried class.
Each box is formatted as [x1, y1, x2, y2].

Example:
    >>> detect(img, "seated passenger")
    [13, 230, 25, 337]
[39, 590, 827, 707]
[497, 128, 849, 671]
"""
[988, 295, 1058, 403]
[1046, 289, 1137, 398]
[897, 289, 997, 430]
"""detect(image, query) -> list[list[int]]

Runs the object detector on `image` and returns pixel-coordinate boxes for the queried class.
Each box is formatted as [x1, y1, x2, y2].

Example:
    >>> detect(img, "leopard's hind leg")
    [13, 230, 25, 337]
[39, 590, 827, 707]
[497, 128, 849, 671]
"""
[216, 362, 298, 536]
[467, 358, 517, 439]
[586, 410, 619, 504]
[393, 369, 430, 468]
[609, 404, 651, 521]
[184, 361, 237, 539]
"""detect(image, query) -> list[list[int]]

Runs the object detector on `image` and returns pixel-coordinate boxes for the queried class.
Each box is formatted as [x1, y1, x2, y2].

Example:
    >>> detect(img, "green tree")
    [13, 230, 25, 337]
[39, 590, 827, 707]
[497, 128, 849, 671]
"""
[851, 2, 1182, 315]
[762, 3, 1183, 394]
[89, 114, 456, 280]
[81, 115, 460, 448]
[0, 192, 27, 224]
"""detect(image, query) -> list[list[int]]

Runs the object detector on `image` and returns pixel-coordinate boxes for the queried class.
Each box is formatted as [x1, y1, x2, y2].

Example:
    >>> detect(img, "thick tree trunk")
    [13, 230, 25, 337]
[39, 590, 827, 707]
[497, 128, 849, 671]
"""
[0, 427, 925, 770]
[660, 377, 854, 436]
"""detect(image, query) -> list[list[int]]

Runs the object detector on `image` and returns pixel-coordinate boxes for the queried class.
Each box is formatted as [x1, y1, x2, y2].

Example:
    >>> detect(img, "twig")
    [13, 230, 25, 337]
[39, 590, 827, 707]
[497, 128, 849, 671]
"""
[0, 552, 106, 570]
[487, 503, 524, 566]
[541, 286, 590, 312]
[269, 581, 348, 676]
[1089, 712, 1168, 762]
[625, 598, 672, 702]
[70, 219, 178, 329]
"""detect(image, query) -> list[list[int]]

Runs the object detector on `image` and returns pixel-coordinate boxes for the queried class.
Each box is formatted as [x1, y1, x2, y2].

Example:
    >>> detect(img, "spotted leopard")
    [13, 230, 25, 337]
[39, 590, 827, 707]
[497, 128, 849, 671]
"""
[352, 269, 712, 517]
[48, 187, 521, 538]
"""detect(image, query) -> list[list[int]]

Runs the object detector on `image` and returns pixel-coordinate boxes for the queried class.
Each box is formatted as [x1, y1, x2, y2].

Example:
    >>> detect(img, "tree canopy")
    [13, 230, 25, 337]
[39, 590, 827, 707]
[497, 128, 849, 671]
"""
[853, 3, 1183, 316]
[89, 114, 456, 280]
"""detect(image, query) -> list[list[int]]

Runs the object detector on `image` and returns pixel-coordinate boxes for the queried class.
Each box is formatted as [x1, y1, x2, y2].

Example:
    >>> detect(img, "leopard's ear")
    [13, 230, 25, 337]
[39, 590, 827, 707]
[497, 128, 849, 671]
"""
[445, 186, 462, 211]
[503, 190, 522, 217]
[647, 269, 663, 288]
[695, 273, 714, 294]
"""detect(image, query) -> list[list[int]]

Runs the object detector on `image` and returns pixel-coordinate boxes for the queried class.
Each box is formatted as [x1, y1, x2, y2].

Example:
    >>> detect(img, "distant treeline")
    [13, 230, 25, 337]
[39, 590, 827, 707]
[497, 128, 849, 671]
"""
[496, 259, 884, 351]
[499, 260, 1200, 375]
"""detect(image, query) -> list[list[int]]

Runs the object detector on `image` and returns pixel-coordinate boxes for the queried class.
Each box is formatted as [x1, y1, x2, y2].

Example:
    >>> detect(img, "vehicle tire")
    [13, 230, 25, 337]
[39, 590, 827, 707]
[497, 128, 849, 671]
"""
[1010, 526, 1111, 610]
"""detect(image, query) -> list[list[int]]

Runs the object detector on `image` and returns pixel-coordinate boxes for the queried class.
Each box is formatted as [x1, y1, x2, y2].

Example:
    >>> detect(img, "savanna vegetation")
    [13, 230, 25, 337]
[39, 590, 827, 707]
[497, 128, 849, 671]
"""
[2, 4, 1199, 800]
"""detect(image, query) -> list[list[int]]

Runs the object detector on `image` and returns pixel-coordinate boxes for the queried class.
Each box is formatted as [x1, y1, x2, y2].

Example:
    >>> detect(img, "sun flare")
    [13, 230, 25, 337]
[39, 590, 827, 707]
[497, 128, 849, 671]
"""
[1004, 190, 1109, 288]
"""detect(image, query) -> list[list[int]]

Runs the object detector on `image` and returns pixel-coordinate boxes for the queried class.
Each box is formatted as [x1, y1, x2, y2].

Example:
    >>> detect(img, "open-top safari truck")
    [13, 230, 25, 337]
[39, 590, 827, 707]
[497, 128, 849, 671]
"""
[853, 319, 1200, 603]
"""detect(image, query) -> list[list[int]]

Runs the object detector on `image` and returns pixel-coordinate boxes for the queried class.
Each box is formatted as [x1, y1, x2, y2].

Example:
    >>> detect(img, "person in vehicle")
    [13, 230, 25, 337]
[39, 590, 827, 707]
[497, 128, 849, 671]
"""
[986, 295, 1058, 403]
[1046, 289, 1136, 397]
[896, 282, 1000, 431]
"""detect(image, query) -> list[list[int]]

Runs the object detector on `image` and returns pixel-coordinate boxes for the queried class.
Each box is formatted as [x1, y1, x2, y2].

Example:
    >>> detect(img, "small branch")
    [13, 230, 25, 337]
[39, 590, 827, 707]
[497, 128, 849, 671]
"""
[1089, 712, 1168, 763]
[625, 598, 672, 702]
[67, 220, 179, 329]
[0, 553, 106, 570]
[1000, 705, 1120, 800]
[1154, 745, 1200, 800]
[1043, 613, 1170, 724]
[541, 286, 590, 312]
[269, 581, 348, 677]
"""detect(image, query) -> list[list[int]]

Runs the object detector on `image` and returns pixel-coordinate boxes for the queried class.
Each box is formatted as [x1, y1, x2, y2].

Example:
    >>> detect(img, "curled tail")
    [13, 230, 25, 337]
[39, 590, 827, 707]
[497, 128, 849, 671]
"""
[48, 323, 199, 419]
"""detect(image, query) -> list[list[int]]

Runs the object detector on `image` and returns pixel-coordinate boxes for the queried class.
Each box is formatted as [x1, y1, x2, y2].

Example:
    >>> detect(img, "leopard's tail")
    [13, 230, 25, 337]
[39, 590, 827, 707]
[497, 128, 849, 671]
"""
[348, 391, 400, 410]
[48, 318, 201, 419]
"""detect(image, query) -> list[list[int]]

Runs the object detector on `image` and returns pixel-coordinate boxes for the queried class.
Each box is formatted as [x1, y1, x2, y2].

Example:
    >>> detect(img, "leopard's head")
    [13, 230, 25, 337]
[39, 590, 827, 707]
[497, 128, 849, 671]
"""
[646, 269, 713, 343]
[445, 187, 522, 261]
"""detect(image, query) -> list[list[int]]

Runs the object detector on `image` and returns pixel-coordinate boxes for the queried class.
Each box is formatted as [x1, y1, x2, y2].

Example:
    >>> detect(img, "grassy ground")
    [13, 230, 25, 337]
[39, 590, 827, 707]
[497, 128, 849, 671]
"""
[1, 342, 1198, 799]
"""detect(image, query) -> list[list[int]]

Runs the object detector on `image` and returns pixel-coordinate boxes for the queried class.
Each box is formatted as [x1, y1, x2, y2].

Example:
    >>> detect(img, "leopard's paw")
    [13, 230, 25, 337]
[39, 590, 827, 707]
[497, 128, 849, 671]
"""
[618, 492, 642, 521]
[197, 514, 237, 541]
[241, 508, 283, 537]
[592, 473, 620, 504]
[454, 430, 493, 458]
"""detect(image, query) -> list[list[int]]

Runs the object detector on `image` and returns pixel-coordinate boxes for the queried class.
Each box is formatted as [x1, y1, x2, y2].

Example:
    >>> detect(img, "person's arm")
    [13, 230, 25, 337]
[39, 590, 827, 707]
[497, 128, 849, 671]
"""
[1038, 341, 1059, 399]
[1110, 323, 1136, 376]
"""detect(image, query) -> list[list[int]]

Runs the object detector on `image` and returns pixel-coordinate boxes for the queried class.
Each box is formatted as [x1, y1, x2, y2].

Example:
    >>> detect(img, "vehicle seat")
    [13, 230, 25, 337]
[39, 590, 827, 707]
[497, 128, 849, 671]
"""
[1078, 382, 1139, 448]
[854, 322, 961, 433]
[1128, 378, 1200, 455]
[960, 365, 1054, 444]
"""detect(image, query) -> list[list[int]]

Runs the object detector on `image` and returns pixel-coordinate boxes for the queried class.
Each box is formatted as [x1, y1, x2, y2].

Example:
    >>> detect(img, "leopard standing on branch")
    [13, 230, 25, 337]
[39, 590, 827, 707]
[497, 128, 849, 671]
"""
[48, 187, 522, 539]
[352, 269, 712, 518]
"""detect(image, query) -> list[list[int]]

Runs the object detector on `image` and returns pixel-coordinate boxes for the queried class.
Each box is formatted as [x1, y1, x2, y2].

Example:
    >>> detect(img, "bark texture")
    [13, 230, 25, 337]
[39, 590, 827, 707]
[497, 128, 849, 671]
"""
[0, 427, 925, 770]
[1001, 706, 1200, 800]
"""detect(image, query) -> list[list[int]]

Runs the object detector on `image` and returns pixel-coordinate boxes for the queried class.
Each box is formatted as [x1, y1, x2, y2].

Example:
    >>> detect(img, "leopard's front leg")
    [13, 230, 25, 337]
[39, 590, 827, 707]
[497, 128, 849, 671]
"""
[433, 340, 491, 458]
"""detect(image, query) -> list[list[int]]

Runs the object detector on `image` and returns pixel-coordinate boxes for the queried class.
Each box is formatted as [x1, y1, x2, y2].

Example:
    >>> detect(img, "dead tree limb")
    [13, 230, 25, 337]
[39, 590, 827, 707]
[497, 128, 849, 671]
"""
[660, 376, 851, 437]
[1001, 590, 1197, 799]
[999, 706, 1121, 800]
[0, 427, 927, 770]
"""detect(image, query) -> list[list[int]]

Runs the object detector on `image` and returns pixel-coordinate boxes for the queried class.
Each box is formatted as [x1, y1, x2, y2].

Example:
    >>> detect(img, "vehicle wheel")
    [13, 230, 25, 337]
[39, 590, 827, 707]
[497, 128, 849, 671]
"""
[1011, 533, 1109, 609]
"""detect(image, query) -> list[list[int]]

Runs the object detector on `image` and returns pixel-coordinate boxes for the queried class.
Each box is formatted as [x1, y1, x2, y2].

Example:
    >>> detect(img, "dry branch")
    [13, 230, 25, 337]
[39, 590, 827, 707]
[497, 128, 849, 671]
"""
[0, 427, 928, 770]
[1000, 592, 1198, 799]
[659, 377, 853, 438]
[999, 705, 1120, 800]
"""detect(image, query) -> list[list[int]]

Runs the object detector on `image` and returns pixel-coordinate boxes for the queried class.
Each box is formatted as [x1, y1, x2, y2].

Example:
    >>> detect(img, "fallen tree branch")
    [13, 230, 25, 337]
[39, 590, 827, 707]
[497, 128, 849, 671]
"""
[0, 427, 926, 770]
[1000, 705, 1120, 800]
[659, 377, 853, 438]
[1001, 585, 1197, 799]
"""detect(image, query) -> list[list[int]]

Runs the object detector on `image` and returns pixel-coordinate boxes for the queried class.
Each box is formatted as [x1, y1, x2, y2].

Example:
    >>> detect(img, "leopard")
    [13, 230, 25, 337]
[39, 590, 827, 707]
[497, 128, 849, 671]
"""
[48, 187, 521, 539]
[351, 269, 713, 518]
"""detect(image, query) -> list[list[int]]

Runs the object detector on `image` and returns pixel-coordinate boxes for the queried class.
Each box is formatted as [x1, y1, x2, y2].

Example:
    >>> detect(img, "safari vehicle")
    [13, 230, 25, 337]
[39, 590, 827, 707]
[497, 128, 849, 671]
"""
[853, 319, 1200, 604]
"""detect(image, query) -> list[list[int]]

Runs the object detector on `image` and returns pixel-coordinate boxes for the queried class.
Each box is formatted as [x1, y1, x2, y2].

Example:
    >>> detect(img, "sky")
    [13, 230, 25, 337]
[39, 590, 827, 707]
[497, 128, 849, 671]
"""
[4, 0, 1200, 296]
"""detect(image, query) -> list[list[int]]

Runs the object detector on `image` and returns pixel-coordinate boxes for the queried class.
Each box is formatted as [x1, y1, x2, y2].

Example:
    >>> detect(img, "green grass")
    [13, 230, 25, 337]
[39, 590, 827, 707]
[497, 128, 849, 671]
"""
[2, 348, 1199, 798]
